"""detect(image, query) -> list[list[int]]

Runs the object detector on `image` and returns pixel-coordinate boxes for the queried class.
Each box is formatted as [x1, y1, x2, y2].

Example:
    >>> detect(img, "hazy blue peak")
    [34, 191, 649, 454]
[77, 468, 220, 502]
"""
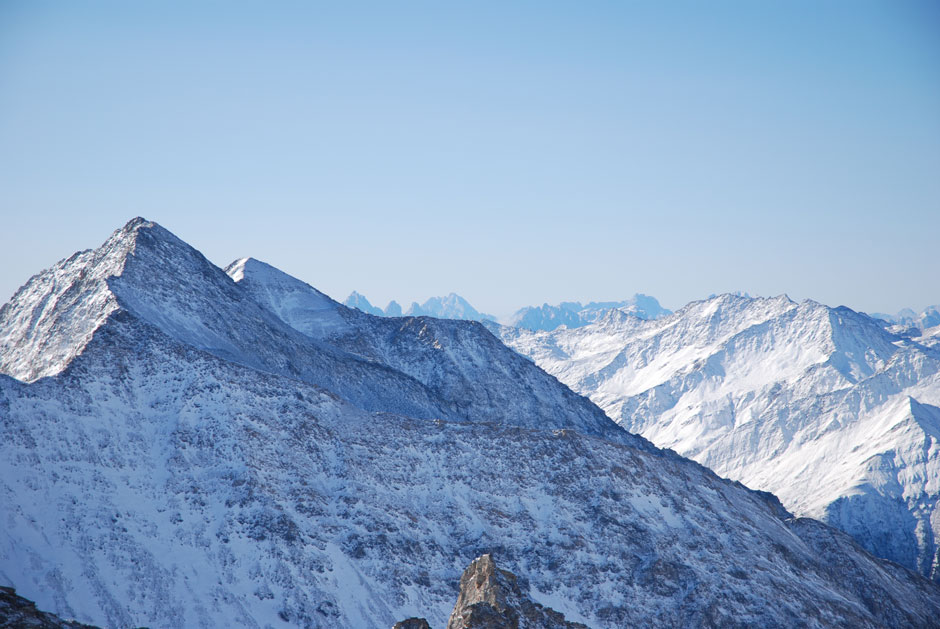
[510, 304, 584, 331]
[869, 305, 940, 331]
[404, 293, 496, 322]
[405, 301, 426, 316]
[344, 291, 383, 316]
[923, 307, 940, 329]
[345, 290, 498, 321]
[510, 294, 671, 331]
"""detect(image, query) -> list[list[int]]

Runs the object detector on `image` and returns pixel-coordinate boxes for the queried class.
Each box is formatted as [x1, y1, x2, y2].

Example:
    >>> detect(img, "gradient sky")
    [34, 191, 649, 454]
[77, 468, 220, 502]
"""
[1, 1, 938, 317]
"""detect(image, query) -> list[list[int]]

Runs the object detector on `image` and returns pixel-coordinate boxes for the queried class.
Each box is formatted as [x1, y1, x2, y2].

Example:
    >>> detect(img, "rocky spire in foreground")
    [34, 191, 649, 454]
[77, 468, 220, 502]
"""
[394, 554, 587, 629]
[447, 554, 587, 629]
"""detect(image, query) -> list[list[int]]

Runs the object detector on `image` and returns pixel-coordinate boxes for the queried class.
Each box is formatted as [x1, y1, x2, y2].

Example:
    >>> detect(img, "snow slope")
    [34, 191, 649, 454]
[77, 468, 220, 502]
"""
[226, 258, 625, 444]
[497, 293, 940, 582]
[2, 221, 939, 628]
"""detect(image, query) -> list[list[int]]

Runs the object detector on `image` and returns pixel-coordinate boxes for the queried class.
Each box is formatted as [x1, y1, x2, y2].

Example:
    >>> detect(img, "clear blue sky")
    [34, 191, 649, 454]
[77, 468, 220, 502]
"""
[2, 1, 938, 317]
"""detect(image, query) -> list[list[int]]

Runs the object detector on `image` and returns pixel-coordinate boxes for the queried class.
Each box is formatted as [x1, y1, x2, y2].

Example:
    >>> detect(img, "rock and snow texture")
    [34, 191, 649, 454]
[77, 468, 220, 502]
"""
[507, 294, 671, 332]
[1, 220, 939, 628]
[0, 586, 98, 628]
[497, 293, 940, 582]
[0, 223, 132, 382]
[226, 258, 627, 445]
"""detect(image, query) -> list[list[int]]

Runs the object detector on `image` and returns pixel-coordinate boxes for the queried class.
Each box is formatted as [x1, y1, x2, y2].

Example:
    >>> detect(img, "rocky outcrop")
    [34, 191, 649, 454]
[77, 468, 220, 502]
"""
[393, 618, 432, 629]
[445, 555, 588, 629]
[0, 587, 98, 628]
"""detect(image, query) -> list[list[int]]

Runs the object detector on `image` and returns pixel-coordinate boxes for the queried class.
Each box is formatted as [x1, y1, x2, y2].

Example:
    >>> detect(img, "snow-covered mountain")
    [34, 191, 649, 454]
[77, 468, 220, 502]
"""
[344, 291, 496, 322]
[496, 293, 940, 583]
[508, 294, 670, 331]
[226, 257, 618, 440]
[2, 221, 940, 628]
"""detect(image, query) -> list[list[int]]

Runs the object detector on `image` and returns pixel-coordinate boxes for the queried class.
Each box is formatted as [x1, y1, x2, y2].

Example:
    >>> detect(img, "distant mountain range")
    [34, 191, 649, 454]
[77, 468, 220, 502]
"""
[870, 305, 940, 328]
[3, 219, 938, 627]
[344, 292, 671, 330]
[344, 291, 496, 321]
[869, 305, 940, 347]
[507, 295, 671, 331]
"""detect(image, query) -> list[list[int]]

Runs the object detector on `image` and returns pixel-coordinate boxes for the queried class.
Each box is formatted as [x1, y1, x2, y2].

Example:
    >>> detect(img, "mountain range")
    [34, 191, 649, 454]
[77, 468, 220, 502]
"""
[869, 306, 940, 348]
[507, 295, 671, 331]
[495, 293, 940, 584]
[2, 219, 939, 627]
[870, 305, 940, 329]
[343, 292, 671, 330]
[343, 292, 496, 322]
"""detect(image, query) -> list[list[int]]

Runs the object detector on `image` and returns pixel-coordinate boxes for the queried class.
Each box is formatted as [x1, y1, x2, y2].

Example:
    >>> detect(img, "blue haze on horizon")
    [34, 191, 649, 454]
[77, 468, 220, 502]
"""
[1, 1, 938, 318]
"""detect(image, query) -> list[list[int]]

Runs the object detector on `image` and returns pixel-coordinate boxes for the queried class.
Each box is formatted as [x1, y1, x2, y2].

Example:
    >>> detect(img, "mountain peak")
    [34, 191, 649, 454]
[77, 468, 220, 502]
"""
[0, 218, 170, 381]
[110, 217, 187, 253]
[109, 216, 152, 244]
[0, 217, 254, 382]
[344, 291, 384, 316]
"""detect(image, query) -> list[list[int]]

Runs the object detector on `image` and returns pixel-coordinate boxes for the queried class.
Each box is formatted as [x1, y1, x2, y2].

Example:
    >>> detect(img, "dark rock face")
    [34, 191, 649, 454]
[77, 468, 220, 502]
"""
[0, 587, 99, 628]
[445, 555, 588, 629]
[393, 618, 432, 629]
